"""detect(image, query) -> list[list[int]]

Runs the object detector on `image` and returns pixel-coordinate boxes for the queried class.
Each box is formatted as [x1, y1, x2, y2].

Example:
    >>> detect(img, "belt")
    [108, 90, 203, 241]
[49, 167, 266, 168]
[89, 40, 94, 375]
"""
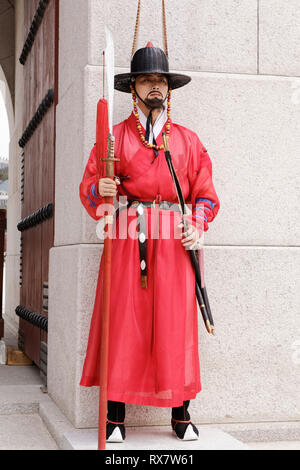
[116, 199, 182, 289]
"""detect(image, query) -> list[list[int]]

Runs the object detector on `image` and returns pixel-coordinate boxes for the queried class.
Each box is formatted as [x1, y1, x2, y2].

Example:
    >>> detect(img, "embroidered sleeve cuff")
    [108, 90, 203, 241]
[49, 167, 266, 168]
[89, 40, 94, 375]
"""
[192, 197, 217, 232]
[87, 182, 101, 209]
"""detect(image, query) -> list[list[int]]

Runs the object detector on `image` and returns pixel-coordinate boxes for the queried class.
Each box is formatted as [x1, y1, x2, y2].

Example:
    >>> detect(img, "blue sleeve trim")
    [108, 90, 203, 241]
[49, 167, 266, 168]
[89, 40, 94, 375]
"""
[194, 213, 207, 222]
[195, 197, 216, 211]
[87, 189, 96, 208]
[87, 183, 100, 209]
[91, 184, 100, 199]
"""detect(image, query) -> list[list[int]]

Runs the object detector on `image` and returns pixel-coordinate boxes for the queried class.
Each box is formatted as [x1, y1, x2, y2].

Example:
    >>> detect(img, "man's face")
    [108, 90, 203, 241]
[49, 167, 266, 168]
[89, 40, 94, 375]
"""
[134, 74, 168, 109]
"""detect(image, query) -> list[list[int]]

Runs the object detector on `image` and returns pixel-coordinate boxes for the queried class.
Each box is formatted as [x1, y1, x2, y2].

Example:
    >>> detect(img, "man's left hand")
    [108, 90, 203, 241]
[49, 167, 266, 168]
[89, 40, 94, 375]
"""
[178, 217, 203, 250]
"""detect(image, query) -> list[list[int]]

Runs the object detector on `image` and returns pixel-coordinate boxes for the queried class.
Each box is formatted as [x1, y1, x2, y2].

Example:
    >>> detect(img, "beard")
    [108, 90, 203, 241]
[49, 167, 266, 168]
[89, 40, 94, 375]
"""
[144, 95, 165, 110]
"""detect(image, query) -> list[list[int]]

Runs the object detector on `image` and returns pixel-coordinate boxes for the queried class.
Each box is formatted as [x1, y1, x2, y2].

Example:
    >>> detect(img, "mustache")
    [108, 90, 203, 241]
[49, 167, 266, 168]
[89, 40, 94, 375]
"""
[147, 91, 163, 98]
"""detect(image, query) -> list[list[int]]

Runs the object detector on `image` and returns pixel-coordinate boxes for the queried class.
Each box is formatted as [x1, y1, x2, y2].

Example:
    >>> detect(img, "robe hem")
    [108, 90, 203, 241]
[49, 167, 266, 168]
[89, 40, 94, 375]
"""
[79, 379, 201, 408]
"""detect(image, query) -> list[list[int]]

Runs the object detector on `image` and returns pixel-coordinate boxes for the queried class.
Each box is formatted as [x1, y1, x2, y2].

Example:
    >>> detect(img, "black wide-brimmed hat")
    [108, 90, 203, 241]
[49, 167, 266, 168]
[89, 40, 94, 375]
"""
[114, 42, 191, 93]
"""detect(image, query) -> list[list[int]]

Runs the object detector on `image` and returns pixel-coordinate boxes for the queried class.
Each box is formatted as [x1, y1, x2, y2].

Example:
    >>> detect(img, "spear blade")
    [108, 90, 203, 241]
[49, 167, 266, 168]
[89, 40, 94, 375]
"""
[104, 25, 115, 135]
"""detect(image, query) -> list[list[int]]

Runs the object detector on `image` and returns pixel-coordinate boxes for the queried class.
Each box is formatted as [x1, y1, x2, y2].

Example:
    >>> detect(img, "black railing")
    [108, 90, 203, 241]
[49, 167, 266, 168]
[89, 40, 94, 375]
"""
[15, 306, 48, 333]
[19, 89, 54, 148]
[19, 0, 50, 65]
[17, 203, 53, 232]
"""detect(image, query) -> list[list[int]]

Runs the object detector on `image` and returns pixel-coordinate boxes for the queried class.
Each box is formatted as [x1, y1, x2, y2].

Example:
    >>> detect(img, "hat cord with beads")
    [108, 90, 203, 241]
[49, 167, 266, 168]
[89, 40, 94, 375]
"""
[130, 84, 171, 153]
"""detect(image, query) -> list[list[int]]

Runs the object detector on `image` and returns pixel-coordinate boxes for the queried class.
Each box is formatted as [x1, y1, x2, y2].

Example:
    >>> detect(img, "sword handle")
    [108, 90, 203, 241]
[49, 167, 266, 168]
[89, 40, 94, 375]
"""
[106, 134, 115, 177]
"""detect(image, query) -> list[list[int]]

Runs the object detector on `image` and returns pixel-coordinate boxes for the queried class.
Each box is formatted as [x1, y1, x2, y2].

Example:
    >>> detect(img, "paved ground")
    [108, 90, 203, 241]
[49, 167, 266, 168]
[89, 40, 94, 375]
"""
[247, 441, 300, 450]
[0, 323, 58, 450]
[63, 426, 249, 450]
[0, 361, 59, 450]
[0, 414, 58, 450]
[1, 324, 300, 450]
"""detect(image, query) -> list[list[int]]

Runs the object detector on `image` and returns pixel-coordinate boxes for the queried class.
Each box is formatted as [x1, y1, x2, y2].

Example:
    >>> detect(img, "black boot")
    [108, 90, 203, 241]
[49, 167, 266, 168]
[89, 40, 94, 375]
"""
[106, 401, 126, 442]
[171, 400, 199, 441]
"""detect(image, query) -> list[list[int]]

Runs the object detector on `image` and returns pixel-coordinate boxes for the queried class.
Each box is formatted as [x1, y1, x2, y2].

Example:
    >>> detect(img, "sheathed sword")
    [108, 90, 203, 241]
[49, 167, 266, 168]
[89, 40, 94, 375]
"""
[162, 133, 215, 335]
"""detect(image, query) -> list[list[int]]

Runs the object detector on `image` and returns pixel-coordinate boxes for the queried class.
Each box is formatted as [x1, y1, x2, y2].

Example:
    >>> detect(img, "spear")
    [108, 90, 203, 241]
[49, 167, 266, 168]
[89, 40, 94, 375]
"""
[97, 26, 119, 451]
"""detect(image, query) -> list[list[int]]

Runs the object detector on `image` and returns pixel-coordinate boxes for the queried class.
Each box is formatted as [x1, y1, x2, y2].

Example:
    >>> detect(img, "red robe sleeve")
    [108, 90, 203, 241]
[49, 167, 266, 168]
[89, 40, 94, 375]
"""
[79, 144, 105, 220]
[188, 134, 220, 233]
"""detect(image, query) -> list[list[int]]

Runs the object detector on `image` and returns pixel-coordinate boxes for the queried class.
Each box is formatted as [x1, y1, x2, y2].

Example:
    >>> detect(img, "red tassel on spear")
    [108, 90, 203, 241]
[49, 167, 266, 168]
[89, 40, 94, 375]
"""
[96, 50, 119, 451]
[96, 52, 109, 179]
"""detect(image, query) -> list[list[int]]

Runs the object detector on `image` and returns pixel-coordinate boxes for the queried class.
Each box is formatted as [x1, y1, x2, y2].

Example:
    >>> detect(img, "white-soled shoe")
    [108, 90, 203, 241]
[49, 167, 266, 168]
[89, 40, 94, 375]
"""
[106, 420, 126, 443]
[171, 418, 199, 441]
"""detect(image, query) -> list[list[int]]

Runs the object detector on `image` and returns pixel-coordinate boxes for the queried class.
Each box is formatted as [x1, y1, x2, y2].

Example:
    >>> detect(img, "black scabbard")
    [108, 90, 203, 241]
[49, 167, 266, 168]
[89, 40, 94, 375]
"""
[162, 133, 215, 334]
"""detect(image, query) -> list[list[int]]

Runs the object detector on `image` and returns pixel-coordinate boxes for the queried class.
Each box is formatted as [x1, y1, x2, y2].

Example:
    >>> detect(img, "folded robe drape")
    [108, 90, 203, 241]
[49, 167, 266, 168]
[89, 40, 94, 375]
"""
[79, 112, 220, 408]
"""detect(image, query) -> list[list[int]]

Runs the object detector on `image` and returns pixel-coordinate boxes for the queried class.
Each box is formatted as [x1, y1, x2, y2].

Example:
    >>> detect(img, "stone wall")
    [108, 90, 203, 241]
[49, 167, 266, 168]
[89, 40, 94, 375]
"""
[48, 0, 300, 428]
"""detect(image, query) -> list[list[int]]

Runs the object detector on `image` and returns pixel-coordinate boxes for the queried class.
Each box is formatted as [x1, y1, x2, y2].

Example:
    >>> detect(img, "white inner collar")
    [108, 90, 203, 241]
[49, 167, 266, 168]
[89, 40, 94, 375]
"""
[137, 105, 168, 144]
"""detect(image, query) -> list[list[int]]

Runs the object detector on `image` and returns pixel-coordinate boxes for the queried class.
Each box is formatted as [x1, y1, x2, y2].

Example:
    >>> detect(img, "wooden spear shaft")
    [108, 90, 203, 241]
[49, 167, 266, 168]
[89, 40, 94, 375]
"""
[98, 135, 119, 450]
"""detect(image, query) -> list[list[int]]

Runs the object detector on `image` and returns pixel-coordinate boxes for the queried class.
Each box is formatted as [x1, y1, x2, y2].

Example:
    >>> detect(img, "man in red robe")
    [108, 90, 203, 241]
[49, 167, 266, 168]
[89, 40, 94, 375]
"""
[79, 43, 220, 443]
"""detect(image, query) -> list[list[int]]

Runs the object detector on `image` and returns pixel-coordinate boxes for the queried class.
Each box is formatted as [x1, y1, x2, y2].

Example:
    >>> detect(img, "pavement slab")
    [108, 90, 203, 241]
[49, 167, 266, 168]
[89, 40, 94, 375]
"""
[0, 414, 58, 450]
[62, 425, 249, 451]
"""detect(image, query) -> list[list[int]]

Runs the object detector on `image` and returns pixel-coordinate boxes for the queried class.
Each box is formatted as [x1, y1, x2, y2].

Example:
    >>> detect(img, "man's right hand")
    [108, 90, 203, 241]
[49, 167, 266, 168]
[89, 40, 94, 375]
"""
[98, 178, 120, 197]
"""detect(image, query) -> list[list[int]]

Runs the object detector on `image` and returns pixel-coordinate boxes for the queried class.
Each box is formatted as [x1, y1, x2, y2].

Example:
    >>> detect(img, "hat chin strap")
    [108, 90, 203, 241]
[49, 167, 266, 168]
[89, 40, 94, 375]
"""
[133, 83, 169, 162]
[133, 83, 168, 110]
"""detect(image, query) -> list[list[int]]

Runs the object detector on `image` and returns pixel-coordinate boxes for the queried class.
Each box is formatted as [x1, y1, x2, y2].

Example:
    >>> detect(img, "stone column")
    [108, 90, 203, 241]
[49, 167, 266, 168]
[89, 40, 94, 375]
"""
[48, 0, 300, 428]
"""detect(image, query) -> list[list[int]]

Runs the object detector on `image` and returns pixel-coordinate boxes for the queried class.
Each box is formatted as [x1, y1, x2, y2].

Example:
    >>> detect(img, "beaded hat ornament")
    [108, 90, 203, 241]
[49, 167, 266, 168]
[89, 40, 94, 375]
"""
[130, 83, 171, 152]
[114, 0, 191, 94]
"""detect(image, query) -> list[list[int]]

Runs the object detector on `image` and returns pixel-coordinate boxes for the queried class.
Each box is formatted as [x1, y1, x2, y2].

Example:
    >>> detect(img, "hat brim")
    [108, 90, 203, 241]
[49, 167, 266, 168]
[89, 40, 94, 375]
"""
[114, 72, 191, 93]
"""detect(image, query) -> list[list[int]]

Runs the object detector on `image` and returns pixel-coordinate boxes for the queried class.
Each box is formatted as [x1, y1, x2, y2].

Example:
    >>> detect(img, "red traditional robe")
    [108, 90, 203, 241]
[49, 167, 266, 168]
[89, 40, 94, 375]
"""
[79, 112, 220, 408]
